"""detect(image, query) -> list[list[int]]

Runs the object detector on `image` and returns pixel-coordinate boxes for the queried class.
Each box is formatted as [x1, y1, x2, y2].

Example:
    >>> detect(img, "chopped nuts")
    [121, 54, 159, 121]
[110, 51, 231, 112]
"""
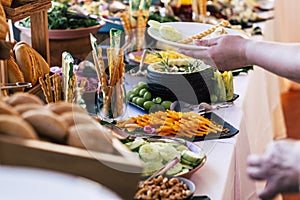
[134, 175, 193, 200]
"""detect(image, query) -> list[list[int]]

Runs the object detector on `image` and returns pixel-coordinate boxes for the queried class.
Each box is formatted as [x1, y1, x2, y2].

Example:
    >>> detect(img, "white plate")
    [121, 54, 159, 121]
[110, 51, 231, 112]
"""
[147, 22, 249, 50]
[0, 166, 121, 200]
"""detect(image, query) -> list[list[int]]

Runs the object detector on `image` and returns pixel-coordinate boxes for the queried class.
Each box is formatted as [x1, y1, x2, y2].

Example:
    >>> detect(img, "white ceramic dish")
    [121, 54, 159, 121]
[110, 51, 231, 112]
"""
[147, 22, 249, 50]
[0, 166, 121, 200]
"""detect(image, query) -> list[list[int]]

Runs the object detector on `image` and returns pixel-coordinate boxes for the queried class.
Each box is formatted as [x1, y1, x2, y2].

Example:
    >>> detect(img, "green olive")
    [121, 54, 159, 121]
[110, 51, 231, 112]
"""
[132, 87, 140, 95]
[161, 101, 172, 109]
[143, 91, 152, 101]
[153, 97, 162, 104]
[143, 101, 155, 110]
[126, 91, 134, 99]
[139, 88, 148, 97]
[132, 97, 139, 104]
[138, 81, 147, 87]
[129, 93, 137, 101]
[136, 97, 146, 107]
[135, 82, 147, 91]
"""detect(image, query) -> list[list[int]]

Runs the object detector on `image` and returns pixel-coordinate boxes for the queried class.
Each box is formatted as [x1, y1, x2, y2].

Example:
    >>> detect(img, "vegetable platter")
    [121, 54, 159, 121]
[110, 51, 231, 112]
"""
[120, 136, 207, 178]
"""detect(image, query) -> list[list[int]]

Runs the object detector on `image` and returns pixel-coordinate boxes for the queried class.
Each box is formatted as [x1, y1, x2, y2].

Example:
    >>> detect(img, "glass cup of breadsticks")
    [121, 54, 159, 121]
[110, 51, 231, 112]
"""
[94, 47, 128, 122]
[121, 0, 152, 52]
[192, 0, 208, 23]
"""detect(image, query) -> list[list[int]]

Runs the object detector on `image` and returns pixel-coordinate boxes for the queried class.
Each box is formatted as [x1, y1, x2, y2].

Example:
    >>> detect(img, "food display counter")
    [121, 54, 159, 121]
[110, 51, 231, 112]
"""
[126, 64, 285, 199]
[0, 0, 286, 199]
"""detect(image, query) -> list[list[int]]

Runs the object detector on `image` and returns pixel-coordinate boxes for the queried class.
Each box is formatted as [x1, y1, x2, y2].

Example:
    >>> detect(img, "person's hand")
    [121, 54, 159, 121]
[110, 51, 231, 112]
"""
[178, 35, 251, 71]
[247, 139, 300, 199]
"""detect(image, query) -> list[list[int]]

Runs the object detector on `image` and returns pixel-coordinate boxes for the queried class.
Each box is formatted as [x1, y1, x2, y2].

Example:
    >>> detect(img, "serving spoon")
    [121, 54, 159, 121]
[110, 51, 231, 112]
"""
[144, 157, 180, 182]
[129, 49, 148, 76]
[1, 82, 32, 90]
[170, 100, 233, 114]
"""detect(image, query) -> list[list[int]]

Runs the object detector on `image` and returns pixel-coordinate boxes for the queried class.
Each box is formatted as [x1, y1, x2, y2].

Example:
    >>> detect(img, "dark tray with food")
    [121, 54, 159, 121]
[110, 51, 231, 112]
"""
[116, 110, 239, 142]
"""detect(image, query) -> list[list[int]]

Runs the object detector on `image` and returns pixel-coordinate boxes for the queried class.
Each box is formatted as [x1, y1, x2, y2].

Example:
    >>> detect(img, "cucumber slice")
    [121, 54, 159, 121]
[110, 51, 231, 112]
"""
[129, 137, 146, 151]
[139, 143, 161, 162]
[173, 144, 189, 152]
[180, 157, 194, 166]
[181, 150, 205, 164]
[149, 142, 168, 151]
[159, 144, 181, 162]
[180, 163, 194, 170]
[166, 163, 183, 176]
[143, 161, 164, 176]
[173, 168, 190, 176]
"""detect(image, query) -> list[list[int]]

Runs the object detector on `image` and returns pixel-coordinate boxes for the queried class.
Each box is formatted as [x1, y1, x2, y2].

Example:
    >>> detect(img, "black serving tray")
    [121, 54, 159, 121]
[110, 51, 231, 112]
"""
[192, 112, 239, 142]
[122, 112, 239, 142]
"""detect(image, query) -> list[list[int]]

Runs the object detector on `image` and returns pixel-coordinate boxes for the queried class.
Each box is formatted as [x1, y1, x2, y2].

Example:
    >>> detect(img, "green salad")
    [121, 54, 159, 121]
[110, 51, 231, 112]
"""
[19, 4, 99, 30]
[150, 58, 210, 73]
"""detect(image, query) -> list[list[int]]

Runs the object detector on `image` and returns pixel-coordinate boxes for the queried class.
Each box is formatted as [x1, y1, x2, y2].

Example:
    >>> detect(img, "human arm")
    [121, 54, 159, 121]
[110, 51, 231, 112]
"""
[178, 35, 300, 83]
[247, 139, 300, 199]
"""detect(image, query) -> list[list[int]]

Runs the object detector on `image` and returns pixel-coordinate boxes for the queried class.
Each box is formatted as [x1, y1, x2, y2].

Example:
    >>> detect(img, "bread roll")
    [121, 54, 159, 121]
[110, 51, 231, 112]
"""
[0, 115, 38, 139]
[0, 101, 19, 115]
[14, 103, 45, 114]
[7, 54, 25, 93]
[14, 42, 50, 85]
[14, 42, 38, 85]
[5, 92, 44, 106]
[67, 123, 114, 153]
[0, 13, 8, 40]
[32, 45, 50, 75]
[29, 47, 43, 78]
[60, 111, 94, 127]
[46, 101, 88, 115]
[0, 2, 5, 16]
[22, 110, 68, 142]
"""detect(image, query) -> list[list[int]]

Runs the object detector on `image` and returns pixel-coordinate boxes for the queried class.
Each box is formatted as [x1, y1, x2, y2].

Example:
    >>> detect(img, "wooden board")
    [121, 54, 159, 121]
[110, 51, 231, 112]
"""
[0, 135, 143, 200]
[4, 0, 51, 63]
[4, 0, 52, 22]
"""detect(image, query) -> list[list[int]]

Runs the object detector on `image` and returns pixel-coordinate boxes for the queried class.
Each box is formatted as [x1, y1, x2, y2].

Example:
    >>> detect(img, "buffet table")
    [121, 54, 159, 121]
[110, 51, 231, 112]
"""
[126, 64, 285, 199]
[124, 11, 285, 198]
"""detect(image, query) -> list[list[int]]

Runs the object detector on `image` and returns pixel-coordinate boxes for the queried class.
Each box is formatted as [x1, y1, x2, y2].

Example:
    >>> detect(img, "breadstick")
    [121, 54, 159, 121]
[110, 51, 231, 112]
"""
[178, 20, 229, 44]
[136, 9, 145, 51]
[192, 0, 200, 21]
[79, 77, 87, 89]
[45, 74, 53, 102]
[39, 77, 51, 103]
[97, 47, 108, 91]
[120, 12, 131, 38]
[116, 51, 125, 117]
[52, 74, 62, 102]
[103, 48, 116, 117]
[107, 48, 120, 87]
[199, 0, 207, 19]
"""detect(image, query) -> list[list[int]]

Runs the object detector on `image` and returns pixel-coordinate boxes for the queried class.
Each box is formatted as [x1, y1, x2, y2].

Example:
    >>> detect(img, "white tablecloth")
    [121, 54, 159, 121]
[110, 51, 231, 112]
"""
[192, 67, 285, 199]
